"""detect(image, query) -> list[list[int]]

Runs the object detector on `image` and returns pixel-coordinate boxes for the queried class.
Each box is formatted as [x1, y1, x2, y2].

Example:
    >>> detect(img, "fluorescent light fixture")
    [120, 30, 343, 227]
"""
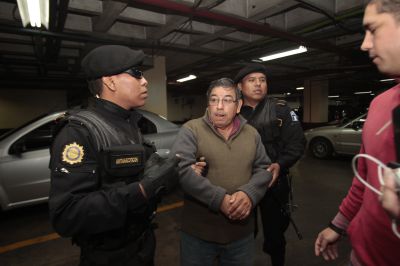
[328, 95, 339, 98]
[177, 74, 197, 83]
[259, 46, 307, 62]
[354, 91, 372, 95]
[17, 0, 49, 29]
[380, 78, 395, 82]
[296, 87, 304, 90]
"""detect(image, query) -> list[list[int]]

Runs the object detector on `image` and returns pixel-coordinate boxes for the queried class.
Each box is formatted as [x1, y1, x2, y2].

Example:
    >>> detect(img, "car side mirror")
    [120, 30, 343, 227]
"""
[9, 140, 26, 155]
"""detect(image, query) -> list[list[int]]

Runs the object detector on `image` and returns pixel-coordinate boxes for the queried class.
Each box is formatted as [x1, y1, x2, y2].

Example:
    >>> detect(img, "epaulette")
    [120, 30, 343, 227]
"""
[276, 99, 287, 106]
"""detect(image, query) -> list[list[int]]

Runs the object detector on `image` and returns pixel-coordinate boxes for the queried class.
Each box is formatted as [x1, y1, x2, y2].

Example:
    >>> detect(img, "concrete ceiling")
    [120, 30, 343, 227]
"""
[0, 0, 394, 101]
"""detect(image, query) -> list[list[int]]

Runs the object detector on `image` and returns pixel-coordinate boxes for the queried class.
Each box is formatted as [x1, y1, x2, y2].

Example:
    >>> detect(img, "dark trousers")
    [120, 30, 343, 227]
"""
[79, 228, 155, 266]
[259, 174, 290, 266]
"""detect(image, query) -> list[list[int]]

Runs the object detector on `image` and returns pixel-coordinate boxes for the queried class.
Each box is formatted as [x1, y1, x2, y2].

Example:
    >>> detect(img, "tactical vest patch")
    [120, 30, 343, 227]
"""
[62, 142, 85, 165]
[290, 111, 299, 122]
[110, 153, 143, 168]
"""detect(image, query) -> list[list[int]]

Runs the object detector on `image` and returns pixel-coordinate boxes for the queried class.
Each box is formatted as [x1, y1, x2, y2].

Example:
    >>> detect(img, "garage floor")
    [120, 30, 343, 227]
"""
[0, 154, 354, 266]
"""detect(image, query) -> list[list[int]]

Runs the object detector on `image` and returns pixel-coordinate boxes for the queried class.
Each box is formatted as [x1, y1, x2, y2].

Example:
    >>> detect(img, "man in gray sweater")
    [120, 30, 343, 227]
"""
[171, 78, 272, 266]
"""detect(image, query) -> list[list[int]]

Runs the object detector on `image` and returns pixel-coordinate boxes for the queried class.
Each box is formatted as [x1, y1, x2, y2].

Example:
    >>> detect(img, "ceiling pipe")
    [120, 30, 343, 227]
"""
[0, 25, 217, 57]
[129, 0, 350, 57]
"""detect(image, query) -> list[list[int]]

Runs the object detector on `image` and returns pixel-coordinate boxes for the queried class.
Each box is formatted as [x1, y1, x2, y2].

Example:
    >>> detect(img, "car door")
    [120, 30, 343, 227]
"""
[0, 119, 56, 209]
[334, 115, 366, 155]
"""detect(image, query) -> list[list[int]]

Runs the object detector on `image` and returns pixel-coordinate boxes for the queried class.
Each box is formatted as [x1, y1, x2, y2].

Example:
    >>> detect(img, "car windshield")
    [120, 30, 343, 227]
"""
[0, 114, 48, 141]
[336, 118, 352, 127]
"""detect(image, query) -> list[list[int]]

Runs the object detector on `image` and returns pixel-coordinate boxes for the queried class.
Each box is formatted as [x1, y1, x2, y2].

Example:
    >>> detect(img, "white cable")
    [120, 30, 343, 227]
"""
[351, 153, 388, 196]
[351, 153, 400, 239]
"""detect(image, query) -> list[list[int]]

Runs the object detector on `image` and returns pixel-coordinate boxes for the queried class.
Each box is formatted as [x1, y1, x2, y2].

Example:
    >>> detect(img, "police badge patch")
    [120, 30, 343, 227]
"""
[290, 111, 299, 122]
[62, 142, 85, 165]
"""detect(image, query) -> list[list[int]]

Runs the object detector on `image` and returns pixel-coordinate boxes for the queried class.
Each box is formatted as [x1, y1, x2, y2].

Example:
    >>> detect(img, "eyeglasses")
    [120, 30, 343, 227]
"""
[208, 97, 238, 106]
[124, 68, 143, 79]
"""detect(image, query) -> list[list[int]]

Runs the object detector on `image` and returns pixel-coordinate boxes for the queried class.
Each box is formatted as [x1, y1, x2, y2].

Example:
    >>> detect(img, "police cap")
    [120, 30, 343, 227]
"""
[81, 45, 145, 80]
[234, 63, 267, 83]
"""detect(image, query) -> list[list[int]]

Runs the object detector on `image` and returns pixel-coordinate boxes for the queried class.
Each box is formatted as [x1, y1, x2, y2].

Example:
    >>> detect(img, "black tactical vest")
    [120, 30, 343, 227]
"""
[67, 110, 153, 187]
[241, 97, 283, 162]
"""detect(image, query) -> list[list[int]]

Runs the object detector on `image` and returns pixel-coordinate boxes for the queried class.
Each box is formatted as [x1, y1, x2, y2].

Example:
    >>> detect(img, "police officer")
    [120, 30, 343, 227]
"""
[235, 63, 306, 266]
[49, 45, 179, 266]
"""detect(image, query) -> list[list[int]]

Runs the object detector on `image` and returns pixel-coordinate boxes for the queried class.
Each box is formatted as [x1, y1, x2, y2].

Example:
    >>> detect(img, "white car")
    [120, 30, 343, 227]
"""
[305, 114, 366, 159]
[0, 109, 179, 210]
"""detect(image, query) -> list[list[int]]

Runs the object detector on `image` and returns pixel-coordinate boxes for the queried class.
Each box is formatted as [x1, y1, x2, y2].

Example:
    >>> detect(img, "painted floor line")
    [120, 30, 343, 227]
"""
[0, 200, 184, 254]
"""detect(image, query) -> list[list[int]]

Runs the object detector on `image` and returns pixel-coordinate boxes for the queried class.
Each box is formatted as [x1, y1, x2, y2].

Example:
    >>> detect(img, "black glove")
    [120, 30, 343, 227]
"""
[140, 153, 180, 199]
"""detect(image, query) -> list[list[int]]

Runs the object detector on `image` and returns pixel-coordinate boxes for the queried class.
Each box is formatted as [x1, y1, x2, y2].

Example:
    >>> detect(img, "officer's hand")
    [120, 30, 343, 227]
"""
[314, 227, 340, 260]
[267, 163, 280, 188]
[191, 157, 207, 176]
[140, 153, 180, 199]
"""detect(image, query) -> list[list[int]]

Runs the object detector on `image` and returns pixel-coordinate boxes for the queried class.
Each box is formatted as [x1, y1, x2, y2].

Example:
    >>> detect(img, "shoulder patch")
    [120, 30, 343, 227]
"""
[62, 142, 85, 165]
[290, 111, 299, 122]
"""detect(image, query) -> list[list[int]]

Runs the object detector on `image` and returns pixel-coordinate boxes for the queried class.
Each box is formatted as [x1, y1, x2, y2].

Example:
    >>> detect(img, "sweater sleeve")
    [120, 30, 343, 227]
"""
[237, 132, 272, 206]
[171, 126, 226, 212]
[338, 145, 367, 222]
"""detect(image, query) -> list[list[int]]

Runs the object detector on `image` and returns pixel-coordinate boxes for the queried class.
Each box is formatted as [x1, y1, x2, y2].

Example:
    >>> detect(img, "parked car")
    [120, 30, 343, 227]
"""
[0, 109, 179, 211]
[304, 113, 366, 159]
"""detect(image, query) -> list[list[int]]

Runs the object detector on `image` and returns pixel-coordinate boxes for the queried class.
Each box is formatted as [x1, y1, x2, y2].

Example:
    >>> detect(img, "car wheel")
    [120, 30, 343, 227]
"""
[310, 138, 333, 159]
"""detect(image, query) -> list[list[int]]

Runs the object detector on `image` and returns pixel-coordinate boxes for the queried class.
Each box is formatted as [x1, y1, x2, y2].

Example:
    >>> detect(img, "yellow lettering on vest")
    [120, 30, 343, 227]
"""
[115, 157, 139, 165]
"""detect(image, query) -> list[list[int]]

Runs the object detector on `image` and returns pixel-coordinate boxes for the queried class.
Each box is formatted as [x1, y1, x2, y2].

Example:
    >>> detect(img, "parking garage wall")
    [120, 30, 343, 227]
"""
[167, 94, 207, 124]
[0, 89, 67, 130]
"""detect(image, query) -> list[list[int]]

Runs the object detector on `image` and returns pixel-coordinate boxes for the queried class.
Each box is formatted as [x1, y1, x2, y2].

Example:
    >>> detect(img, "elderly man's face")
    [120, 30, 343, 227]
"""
[238, 72, 267, 104]
[208, 86, 242, 129]
[361, 3, 400, 77]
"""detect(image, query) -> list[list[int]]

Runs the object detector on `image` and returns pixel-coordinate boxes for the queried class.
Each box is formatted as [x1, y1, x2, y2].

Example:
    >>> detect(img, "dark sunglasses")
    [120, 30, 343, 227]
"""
[124, 68, 143, 79]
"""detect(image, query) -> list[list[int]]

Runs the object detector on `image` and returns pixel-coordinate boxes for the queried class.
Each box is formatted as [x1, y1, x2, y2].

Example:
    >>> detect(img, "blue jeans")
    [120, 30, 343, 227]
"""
[180, 231, 254, 266]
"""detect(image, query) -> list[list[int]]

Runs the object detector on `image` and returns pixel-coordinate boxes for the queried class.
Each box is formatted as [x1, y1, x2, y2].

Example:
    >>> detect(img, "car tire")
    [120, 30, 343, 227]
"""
[310, 138, 333, 159]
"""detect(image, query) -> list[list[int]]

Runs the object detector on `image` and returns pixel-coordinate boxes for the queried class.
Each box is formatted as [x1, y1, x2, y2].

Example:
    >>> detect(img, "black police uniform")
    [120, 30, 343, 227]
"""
[49, 45, 179, 266]
[49, 98, 157, 265]
[235, 63, 305, 266]
[241, 97, 305, 266]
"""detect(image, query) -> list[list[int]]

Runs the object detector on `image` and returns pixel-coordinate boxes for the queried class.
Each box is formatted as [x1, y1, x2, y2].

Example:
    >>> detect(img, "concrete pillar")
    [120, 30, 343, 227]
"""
[142, 56, 168, 118]
[303, 78, 329, 123]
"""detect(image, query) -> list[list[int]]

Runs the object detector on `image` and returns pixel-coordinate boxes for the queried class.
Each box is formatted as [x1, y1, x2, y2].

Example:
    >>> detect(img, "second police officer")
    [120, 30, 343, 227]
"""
[235, 63, 306, 266]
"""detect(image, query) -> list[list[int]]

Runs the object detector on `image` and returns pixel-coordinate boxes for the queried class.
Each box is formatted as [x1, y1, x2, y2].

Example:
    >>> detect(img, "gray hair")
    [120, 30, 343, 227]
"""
[370, 0, 400, 22]
[87, 78, 103, 96]
[206, 77, 242, 101]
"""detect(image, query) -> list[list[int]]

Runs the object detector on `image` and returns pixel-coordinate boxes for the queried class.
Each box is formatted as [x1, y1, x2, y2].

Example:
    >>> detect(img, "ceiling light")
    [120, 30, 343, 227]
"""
[380, 78, 395, 82]
[259, 46, 307, 62]
[17, 0, 49, 29]
[296, 87, 304, 90]
[354, 91, 372, 95]
[328, 95, 339, 98]
[177, 74, 197, 83]
[286, 92, 291, 95]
